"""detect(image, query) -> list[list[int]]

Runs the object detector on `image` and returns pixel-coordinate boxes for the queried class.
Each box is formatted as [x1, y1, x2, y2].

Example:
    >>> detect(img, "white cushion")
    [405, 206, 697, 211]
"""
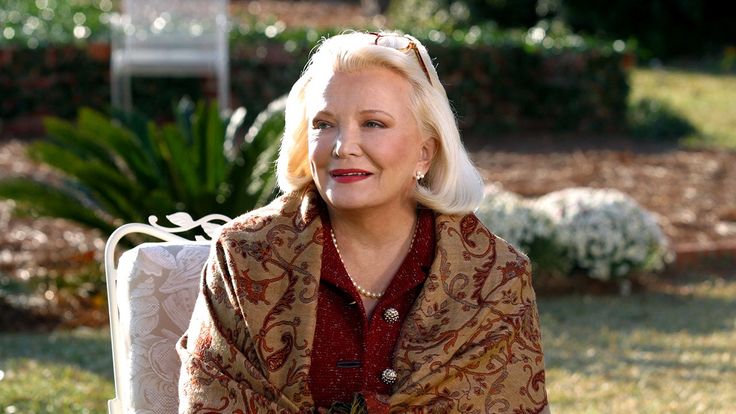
[116, 242, 210, 413]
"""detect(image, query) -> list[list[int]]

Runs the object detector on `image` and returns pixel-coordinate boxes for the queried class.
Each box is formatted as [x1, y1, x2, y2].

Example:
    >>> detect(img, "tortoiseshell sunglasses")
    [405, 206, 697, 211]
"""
[369, 32, 433, 85]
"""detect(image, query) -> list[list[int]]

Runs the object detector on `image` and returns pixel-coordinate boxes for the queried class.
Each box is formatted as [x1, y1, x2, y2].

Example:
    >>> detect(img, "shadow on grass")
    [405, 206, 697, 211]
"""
[540, 283, 735, 335]
[0, 328, 113, 380]
[657, 59, 736, 78]
[538, 277, 736, 379]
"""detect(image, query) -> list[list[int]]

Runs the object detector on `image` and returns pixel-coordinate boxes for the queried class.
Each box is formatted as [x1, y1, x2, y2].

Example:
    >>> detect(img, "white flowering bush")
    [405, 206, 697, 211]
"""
[477, 184, 552, 249]
[477, 184, 570, 276]
[534, 187, 673, 281]
[476, 184, 673, 282]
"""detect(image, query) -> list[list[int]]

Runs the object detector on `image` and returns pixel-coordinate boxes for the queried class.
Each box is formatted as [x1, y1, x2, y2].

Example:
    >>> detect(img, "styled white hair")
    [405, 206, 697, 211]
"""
[276, 31, 484, 214]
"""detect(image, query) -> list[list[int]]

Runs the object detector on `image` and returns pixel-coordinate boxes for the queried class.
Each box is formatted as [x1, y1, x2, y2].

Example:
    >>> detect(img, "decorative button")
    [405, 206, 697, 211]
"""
[381, 368, 398, 385]
[383, 307, 400, 324]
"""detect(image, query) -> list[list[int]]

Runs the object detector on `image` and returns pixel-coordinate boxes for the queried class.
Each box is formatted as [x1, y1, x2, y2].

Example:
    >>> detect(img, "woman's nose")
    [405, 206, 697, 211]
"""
[334, 126, 362, 157]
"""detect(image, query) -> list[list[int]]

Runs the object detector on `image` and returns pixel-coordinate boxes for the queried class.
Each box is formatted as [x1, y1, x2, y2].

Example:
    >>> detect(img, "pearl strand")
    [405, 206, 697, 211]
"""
[330, 221, 417, 300]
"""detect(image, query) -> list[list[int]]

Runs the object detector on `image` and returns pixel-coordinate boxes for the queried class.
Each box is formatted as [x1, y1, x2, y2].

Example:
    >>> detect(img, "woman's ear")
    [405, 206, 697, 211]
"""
[418, 136, 438, 172]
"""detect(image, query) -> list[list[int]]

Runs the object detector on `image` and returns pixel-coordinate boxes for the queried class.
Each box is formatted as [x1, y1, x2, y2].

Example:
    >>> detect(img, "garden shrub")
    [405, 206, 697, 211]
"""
[627, 97, 696, 140]
[0, 4, 631, 137]
[0, 44, 110, 122]
[0, 98, 284, 235]
[478, 184, 552, 249]
[476, 184, 570, 276]
[389, 0, 541, 32]
[477, 185, 673, 281]
[427, 26, 630, 133]
[534, 187, 673, 280]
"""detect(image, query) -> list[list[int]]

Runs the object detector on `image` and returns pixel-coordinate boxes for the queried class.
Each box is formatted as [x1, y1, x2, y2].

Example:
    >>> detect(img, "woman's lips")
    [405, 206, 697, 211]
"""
[329, 169, 373, 183]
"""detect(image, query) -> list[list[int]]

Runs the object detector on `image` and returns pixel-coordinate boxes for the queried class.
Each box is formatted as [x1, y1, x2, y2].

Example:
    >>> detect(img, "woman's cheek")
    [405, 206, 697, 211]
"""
[307, 133, 331, 178]
[307, 133, 323, 160]
[312, 131, 336, 160]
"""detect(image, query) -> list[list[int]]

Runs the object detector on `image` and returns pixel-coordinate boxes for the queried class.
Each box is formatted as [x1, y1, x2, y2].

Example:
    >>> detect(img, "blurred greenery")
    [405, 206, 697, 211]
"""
[0, 0, 633, 134]
[388, 0, 542, 33]
[0, 98, 284, 235]
[0, 32, 631, 135]
[556, 0, 736, 60]
[627, 98, 696, 141]
[388, 0, 735, 60]
[2, 0, 731, 62]
[2, 275, 734, 412]
[630, 66, 736, 149]
[0, 272, 32, 297]
[0, 0, 113, 47]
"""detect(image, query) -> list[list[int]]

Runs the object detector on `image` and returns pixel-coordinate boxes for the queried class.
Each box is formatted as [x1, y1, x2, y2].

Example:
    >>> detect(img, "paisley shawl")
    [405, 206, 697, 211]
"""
[177, 186, 549, 413]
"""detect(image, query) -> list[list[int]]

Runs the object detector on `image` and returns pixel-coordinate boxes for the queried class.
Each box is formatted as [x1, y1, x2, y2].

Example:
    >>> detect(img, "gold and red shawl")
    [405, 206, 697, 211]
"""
[177, 187, 549, 413]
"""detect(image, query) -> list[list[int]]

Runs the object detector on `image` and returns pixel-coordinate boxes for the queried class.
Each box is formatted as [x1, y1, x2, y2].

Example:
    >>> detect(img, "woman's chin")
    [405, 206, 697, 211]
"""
[323, 195, 376, 212]
[320, 184, 415, 214]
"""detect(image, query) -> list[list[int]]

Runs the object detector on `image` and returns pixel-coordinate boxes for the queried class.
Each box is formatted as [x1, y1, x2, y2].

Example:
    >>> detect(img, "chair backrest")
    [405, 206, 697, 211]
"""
[105, 213, 231, 414]
[115, 0, 228, 50]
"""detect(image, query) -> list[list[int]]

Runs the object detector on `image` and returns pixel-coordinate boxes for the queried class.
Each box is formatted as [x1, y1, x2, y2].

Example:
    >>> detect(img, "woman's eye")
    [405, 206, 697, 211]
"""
[365, 120, 384, 128]
[312, 120, 331, 130]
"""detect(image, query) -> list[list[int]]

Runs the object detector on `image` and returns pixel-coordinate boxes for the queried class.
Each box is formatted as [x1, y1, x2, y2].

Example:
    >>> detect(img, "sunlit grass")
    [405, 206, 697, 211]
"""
[1, 277, 735, 413]
[0, 328, 113, 413]
[541, 276, 736, 413]
[630, 67, 736, 149]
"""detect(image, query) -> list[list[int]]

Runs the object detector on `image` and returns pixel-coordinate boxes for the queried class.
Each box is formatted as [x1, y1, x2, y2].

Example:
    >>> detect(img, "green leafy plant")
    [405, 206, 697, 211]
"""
[0, 98, 285, 235]
[627, 97, 697, 140]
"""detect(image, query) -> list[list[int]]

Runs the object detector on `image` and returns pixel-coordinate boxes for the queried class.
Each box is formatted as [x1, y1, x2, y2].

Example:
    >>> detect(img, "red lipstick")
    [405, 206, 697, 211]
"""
[329, 169, 373, 183]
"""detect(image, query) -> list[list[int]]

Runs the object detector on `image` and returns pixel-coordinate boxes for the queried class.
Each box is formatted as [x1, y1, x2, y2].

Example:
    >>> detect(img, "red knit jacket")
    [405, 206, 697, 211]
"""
[309, 207, 435, 408]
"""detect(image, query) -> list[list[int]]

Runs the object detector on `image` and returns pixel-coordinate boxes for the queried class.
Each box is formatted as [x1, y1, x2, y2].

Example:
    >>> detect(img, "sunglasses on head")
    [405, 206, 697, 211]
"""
[369, 32, 433, 86]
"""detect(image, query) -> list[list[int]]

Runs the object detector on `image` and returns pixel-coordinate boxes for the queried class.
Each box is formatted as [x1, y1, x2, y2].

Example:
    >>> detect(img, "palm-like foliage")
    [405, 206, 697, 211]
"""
[0, 98, 285, 235]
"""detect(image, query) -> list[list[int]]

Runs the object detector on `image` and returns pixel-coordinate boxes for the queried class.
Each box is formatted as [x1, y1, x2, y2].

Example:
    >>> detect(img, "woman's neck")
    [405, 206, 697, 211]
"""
[327, 202, 418, 252]
[327, 201, 419, 316]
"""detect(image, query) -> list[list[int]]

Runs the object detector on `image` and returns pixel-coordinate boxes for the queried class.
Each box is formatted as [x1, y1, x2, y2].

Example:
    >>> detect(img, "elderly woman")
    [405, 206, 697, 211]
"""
[178, 31, 550, 413]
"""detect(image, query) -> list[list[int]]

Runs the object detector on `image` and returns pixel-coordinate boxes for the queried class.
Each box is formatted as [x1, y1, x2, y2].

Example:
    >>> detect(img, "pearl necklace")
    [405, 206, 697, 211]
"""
[330, 222, 417, 300]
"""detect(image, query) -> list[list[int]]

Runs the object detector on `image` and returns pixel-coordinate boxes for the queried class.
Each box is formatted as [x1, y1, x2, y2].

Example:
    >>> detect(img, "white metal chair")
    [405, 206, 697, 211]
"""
[110, 0, 230, 112]
[105, 212, 231, 414]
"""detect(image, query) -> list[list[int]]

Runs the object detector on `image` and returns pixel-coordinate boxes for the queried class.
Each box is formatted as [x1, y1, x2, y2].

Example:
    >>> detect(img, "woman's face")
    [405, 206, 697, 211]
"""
[306, 67, 435, 214]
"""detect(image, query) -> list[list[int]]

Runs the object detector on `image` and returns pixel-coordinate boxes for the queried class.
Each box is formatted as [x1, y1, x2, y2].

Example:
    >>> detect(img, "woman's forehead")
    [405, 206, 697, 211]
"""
[305, 68, 414, 114]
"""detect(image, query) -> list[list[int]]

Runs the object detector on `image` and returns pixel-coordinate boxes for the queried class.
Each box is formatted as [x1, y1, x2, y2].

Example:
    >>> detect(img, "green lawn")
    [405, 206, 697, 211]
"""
[542, 275, 736, 413]
[630, 66, 736, 149]
[1, 276, 734, 413]
[0, 329, 114, 413]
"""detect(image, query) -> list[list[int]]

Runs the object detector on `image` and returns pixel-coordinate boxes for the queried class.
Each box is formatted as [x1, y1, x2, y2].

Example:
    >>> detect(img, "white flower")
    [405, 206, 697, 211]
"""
[534, 187, 672, 281]
[476, 184, 556, 254]
[476, 185, 672, 281]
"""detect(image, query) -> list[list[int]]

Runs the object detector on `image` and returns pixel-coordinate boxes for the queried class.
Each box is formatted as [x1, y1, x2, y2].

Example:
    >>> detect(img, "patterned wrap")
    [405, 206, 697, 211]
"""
[177, 187, 549, 413]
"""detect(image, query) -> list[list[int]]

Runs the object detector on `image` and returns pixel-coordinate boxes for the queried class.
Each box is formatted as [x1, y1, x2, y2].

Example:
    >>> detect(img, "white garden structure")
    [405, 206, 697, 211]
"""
[110, 0, 230, 112]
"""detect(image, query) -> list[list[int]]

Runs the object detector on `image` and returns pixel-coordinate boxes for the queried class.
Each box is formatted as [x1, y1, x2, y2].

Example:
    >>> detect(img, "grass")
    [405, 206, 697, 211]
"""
[630, 66, 736, 149]
[0, 276, 734, 413]
[541, 275, 736, 413]
[0, 328, 114, 413]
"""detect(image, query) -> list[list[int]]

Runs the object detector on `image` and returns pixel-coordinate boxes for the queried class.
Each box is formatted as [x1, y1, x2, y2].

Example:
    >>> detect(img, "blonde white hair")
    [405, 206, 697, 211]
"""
[276, 31, 484, 214]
